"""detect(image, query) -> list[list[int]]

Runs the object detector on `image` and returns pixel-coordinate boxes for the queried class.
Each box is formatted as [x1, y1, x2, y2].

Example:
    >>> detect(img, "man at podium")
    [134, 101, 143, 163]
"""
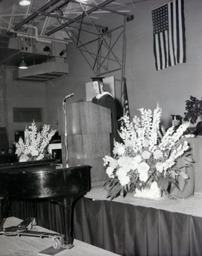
[91, 77, 120, 153]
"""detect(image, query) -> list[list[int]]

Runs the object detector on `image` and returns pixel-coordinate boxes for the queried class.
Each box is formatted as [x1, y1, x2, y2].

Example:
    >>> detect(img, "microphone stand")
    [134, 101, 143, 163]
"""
[62, 93, 74, 168]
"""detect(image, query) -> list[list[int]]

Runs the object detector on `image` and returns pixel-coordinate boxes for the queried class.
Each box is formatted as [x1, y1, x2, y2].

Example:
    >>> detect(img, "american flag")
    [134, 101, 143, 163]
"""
[152, 0, 186, 71]
[122, 78, 130, 117]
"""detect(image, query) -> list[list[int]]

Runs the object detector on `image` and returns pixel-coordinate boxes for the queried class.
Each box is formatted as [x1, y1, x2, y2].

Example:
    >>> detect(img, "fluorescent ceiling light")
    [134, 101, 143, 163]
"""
[19, 0, 31, 6]
[19, 60, 28, 69]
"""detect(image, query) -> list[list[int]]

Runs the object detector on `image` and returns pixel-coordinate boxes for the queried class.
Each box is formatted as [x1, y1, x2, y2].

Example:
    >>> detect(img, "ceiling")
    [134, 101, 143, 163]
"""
[0, 0, 139, 81]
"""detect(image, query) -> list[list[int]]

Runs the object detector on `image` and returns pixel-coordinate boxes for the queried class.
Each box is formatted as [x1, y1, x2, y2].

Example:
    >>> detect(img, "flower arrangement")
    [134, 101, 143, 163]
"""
[15, 121, 56, 162]
[103, 105, 193, 200]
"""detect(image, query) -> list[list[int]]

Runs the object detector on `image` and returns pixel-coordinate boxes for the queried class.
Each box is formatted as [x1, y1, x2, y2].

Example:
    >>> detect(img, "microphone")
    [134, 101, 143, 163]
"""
[63, 93, 74, 102]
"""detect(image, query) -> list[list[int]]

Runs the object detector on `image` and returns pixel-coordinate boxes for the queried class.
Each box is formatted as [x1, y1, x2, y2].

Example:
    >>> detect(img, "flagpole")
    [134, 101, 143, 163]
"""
[121, 16, 127, 110]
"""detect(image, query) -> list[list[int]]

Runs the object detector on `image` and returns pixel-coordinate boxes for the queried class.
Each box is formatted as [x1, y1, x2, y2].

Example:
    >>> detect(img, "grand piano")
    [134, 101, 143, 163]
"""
[0, 160, 91, 247]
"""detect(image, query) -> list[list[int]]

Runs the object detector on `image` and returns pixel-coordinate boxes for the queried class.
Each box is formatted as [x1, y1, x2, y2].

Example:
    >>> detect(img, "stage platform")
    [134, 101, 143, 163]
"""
[85, 187, 202, 218]
[5, 188, 202, 256]
[73, 187, 202, 256]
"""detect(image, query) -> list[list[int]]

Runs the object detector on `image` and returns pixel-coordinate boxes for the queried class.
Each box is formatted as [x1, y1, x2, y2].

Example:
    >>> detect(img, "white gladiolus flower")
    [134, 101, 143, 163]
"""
[129, 158, 139, 170]
[153, 149, 163, 160]
[31, 149, 39, 157]
[155, 162, 164, 173]
[116, 168, 130, 186]
[137, 162, 150, 182]
[113, 142, 125, 156]
[118, 157, 133, 173]
[142, 150, 151, 160]
[36, 154, 45, 160]
[103, 156, 118, 169]
[143, 139, 150, 148]
[134, 155, 142, 163]
[106, 166, 115, 178]
[19, 154, 30, 162]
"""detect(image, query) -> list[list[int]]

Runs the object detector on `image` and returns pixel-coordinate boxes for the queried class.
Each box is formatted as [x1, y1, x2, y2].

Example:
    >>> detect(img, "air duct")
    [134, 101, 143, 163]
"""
[13, 58, 69, 82]
[14, 25, 70, 45]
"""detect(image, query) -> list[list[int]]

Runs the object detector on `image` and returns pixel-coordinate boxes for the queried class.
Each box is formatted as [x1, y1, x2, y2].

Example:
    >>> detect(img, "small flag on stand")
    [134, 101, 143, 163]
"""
[122, 78, 130, 117]
[152, 0, 186, 71]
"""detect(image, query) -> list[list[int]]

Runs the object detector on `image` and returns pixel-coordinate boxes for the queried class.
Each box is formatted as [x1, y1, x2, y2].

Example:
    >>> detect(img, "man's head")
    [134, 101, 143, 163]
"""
[91, 77, 104, 95]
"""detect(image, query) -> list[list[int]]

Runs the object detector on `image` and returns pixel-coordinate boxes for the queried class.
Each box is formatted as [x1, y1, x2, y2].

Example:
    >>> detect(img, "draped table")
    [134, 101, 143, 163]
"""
[73, 187, 202, 256]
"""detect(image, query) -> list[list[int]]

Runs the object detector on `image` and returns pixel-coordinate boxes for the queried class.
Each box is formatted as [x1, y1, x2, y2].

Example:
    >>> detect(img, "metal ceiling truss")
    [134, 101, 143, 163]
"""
[12, 0, 134, 83]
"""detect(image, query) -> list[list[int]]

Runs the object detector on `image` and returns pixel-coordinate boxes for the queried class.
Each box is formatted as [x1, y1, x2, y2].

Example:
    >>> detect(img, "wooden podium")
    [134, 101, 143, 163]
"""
[61, 102, 111, 187]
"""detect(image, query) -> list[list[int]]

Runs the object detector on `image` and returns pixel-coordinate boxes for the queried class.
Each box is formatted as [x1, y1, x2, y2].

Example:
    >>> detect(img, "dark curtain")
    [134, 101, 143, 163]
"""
[8, 199, 64, 234]
[73, 197, 202, 256]
[6, 197, 202, 256]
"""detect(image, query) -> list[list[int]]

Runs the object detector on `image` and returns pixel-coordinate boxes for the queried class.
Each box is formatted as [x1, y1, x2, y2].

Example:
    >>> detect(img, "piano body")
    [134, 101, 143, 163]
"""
[0, 160, 91, 247]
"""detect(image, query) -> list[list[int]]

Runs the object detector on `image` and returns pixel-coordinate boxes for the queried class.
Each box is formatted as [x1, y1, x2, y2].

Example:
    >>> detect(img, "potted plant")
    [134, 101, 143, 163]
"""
[184, 96, 202, 124]
[184, 96, 202, 135]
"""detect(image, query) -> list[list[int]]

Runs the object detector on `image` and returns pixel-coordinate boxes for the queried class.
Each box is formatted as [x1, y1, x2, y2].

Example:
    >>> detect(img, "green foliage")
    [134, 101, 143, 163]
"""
[184, 96, 202, 124]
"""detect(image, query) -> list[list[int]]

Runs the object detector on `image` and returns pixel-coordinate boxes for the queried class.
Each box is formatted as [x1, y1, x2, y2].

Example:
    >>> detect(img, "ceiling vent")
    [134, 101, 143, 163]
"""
[13, 58, 69, 82]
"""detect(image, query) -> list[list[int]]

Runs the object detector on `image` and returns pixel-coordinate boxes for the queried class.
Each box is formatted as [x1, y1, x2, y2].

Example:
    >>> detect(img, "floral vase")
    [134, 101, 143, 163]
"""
[134, 182, 162, 199]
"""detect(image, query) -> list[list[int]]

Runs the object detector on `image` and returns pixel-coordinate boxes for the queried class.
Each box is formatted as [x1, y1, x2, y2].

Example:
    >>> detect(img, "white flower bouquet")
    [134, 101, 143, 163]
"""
[103, 105, 193, 200]
[15, 121, 56, 162]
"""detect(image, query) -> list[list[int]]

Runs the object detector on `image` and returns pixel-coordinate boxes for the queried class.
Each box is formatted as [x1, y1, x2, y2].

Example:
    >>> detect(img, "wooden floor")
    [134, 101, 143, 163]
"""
[0, 217, 120, 256]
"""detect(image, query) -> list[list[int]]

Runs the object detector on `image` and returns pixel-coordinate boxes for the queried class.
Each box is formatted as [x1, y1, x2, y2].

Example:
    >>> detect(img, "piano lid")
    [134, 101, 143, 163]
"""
[0, 159, 56, 172]
[0, 163, 91, 199]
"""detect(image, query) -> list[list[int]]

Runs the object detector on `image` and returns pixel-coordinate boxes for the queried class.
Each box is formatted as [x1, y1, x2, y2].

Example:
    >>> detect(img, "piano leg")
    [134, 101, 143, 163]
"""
[62, 197, 74, 248]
